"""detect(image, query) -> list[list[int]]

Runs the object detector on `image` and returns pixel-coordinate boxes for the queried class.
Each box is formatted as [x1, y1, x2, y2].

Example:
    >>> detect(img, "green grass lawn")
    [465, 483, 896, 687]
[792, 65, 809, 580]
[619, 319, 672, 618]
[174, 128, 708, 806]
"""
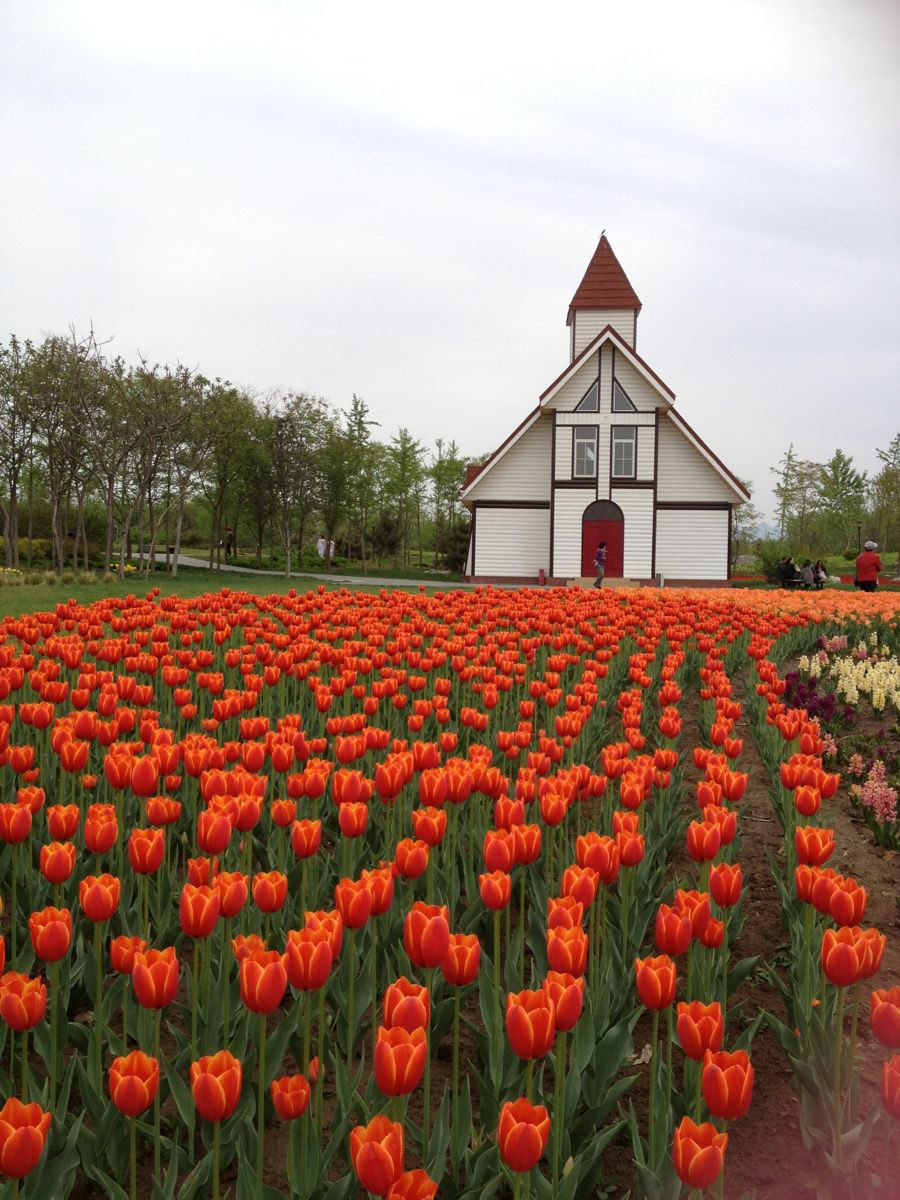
[0, 566, 419, 621]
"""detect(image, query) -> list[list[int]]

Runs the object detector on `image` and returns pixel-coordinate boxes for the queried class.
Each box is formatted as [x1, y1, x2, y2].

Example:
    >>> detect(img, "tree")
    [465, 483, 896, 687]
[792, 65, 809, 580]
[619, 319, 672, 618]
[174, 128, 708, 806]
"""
[0, 336, 35, 566]
[871, 432, 900, 558]
[730, 482, 763, 571]
[343, 394, 379, 571]
[318, 426, 352, 569]
[430, 439, 467, 565]
[817, 450, 867, 551]
[385, 428, 425, 566]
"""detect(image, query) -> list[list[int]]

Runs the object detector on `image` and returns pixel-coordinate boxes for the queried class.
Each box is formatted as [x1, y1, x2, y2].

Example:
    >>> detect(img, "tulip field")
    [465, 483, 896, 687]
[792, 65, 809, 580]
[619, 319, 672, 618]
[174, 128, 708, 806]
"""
[0, 583, 897, 1199]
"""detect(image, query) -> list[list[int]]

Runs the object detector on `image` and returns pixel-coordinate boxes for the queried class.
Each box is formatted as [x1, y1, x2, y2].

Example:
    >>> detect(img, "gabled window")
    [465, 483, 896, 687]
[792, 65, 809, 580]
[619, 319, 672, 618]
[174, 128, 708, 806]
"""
[573, 428, 597, 478]
[612, 381, 637, 412]
[575, 380, 599, 412]
[611, 427, 636, 479]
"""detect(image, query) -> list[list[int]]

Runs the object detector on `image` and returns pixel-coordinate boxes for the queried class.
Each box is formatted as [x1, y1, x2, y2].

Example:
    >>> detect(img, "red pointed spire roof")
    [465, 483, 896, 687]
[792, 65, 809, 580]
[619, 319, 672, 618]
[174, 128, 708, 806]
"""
[568, 235, 641, 314]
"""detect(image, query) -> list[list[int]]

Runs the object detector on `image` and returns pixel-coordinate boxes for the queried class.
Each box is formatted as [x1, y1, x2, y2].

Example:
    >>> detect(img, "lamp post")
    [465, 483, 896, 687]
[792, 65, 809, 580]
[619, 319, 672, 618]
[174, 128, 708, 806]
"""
[856, 523, 862, 554]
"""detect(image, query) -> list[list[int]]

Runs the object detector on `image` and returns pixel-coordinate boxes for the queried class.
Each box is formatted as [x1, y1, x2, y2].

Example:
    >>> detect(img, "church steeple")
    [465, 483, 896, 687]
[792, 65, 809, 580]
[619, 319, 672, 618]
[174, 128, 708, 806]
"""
[567, 235, 641, 357]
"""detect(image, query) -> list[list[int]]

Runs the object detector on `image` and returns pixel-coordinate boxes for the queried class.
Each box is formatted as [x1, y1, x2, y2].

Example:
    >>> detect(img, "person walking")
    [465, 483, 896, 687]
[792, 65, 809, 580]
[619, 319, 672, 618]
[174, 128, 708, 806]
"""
[224, 527, 235, 560]
[855, 540, 882, 592]
[593, 542, 607, 588]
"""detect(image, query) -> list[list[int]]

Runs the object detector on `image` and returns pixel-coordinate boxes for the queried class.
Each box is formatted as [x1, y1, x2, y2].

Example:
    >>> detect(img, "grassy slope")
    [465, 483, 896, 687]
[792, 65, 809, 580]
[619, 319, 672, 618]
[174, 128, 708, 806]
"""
[0, 567, 403, 621]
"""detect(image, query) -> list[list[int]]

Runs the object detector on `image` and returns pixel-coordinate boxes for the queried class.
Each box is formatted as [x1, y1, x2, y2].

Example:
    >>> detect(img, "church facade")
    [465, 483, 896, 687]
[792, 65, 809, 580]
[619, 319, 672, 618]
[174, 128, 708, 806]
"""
[461, 236, 748, 585]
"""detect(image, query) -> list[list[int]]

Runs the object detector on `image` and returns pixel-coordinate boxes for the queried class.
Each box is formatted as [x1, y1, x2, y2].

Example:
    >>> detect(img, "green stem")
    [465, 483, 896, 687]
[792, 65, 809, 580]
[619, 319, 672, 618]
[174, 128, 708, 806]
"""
[519, 869, 527, 988]
[694, 1056, 702, 1122]
[50, 959, 59, 1108]
[153, 1010, 162, 1181]
[258, 1012, 267, 1191]
[493, 908, 501, 1034]
[371, 916, 378, 1058]
[649, 1008, 659, 1164]
[11, 842, 18, 965]
[192, 940, 200, 1062]
[552, 1028, 567, 1197]
[213, 1120, 221, 1200]
[316, 984, 326, 1140]
[130, 1117, 137, 1200]
[452, 986, 461, 1129]
[346, 929, 356, 1071]
[21, 1029, 27, 1104]
[142, 874, 149, 943]
[423, 965, 433, 1168]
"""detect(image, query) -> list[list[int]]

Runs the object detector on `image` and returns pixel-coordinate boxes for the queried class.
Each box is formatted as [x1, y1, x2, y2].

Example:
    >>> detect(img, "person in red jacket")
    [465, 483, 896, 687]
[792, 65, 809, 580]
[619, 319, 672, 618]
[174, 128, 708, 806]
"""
[855, 540, 882, 592]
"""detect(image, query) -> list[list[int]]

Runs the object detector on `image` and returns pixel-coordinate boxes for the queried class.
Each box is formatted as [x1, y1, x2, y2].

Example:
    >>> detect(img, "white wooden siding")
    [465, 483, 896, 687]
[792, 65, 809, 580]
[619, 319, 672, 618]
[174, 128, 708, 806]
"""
[554, 425, 573, 480]
[573, 310, 635, 355]
[466, 415, 552, 502]
[656, 416, 739, 503]
[611, 487, 653, 577]
[546, 354, 600, 412]
[613, 353, 667, 411]
[552, 489, 593, 577]
[655, 509, 729, 580]
[636, 425, 655, 481]
[600, 344, 614, 411]
[474, 507, 550, 576]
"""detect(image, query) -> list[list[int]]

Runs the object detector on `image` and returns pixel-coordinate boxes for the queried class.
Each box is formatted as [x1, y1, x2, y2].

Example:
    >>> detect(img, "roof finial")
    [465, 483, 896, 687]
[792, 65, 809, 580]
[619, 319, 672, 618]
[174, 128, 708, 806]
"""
[600, 229, 606, 238]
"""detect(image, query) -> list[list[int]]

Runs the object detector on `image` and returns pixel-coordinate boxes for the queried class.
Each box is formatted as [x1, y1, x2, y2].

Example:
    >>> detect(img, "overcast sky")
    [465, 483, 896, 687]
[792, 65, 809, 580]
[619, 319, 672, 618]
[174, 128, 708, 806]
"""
[2, 0, 898, 522]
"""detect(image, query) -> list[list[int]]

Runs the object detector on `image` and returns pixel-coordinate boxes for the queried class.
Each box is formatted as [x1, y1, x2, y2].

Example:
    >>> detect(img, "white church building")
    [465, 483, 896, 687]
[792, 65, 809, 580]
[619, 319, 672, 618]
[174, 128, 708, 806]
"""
[461, 236, 748, 585]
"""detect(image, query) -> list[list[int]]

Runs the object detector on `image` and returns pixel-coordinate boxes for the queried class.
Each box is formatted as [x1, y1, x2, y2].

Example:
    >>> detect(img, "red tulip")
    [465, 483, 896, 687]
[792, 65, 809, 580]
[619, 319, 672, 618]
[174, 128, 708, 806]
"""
[0, 1097, 52, 1178]
[109, 1050, 160, 1117]
[335, 878, 373, 930]
[883, 1055, 900, 1119]
[870, 988, 900, 1048]
[654, 904, 692, 956]
[374, 1025, 427, 1096]
[39, 842, 76, 886]
[179, 884, 221, 939]
[673, 1117, 727, 1190]
[350, 1116, 404, 1196]
[28, 906, 72, 963]
[0, 973, 47, 1032]
[132, 947, 179, 1009]
[676, 1001, 723, 1060]
[634, 955, 676, 1010]
[506, 987, 556, 1059]
[498, 1097, 550, 1172]
[127, 828, 165, 875]
[479, 871, 511, 911]
[702, 1049, 754, 1120]
[441, 933, 480, 986]
[284, 929, 333, 991]
[403, 903, 450, 969]
[270, 1073, 311, 1119]
[386, 1170, 439, 1200]
[79, 875, 121, 923]
[252, 871, 288, 914]
[191, 1051, 243, 1122]
[239, 949, 287, 1014]
[708, 862, 743, 908]
[543, 971, 584, 1032]
[383, 977, 430, 1031]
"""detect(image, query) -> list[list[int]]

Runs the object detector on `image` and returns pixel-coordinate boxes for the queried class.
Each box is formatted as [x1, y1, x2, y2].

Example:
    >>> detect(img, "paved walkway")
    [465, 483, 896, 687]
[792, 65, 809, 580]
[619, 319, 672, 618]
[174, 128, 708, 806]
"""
[171, 553, 481, 591]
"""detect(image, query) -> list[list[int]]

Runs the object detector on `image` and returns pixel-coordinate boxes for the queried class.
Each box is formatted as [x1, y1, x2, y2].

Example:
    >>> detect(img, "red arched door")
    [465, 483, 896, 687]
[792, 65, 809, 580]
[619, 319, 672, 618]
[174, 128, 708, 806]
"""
[581, 501, 624, 576]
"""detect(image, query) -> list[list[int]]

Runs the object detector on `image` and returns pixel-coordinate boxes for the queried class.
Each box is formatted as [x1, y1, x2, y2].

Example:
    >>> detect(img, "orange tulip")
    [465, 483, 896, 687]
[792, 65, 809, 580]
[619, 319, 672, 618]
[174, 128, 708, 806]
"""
[109, 1050, 160, 1117]
[702, 1049, 754, 1120]
[383, 977, 429, 1031]
[634, 955, 676, 1010]
[479, 870, 512, 911]
[127, 827, 165, 875]
[271, 1073, 311, 1119]
[0, 1097, 52, 1178]
[546, 926, 588, 976]
[374, 1025, 427, 1096]
[335, 878, 374, 930]
[239, 948, 287, 1014]
[673, 1117, 727, 1190]
[132, 947, 179, 1009]
[0, 973, 47, 1031]
[543, 970, 585, 1032]
[252, 871, 288, 914]
[350, 1116, 404, 1196]
[28, 906, 72, 963]
[191, 1050, 243, 1122]
[870, 987, 900, 1048]
[441, 932, 480, 986]
[284, 929, 333, 991]
[79, 874, 121, 923]
[506, 987, 556, 1059]
[497, 1097, 550, 1172]
[39, 842, 76, 886]
[403, 903, 450, 968]
[676, 1001, 723, 1060]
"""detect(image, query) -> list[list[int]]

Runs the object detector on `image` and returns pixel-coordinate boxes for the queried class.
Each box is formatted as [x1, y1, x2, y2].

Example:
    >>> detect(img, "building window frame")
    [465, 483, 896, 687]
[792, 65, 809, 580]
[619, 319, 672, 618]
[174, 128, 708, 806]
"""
[611, 425, 637, 480]
[572, 427, 598, 479]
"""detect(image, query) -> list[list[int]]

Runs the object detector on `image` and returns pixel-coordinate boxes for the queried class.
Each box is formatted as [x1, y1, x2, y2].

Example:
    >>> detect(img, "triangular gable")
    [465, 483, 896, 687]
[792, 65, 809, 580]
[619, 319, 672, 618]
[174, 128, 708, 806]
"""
[540, 325, 676, 407]
[665, 409, 750, 501]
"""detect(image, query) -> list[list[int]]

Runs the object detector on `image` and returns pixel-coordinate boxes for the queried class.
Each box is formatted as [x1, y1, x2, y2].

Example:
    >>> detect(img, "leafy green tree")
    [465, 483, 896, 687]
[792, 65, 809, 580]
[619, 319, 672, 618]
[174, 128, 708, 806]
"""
[343, 394, 379, 571]
[818, 450, 867, 551]
[385, 428, 425, 566]
[730, 481, 763, 571]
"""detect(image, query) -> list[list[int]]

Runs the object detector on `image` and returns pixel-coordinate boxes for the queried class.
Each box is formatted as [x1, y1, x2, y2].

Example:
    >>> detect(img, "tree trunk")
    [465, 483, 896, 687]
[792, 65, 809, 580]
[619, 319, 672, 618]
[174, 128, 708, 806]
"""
[51, 492, 64, 573]
[104, 479, 116, 577]
[171, 495, 186, 579]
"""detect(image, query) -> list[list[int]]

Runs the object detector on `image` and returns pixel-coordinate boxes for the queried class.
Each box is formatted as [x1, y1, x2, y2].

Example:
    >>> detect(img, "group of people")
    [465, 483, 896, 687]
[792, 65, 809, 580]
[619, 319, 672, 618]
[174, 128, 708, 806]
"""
[777, 556, 827, 589]
[777, 541, 883, 592]
[316, 535, 336, 560]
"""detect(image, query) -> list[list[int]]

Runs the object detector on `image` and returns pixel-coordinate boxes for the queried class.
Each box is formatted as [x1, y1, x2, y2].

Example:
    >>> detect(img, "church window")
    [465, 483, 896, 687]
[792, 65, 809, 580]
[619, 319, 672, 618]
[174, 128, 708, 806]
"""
[573, 428, 597, 478]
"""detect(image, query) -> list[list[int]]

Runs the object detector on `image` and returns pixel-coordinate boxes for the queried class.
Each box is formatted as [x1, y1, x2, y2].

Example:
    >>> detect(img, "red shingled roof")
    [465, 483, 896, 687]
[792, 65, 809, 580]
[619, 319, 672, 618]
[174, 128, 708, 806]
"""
[568, 235, 641, 314]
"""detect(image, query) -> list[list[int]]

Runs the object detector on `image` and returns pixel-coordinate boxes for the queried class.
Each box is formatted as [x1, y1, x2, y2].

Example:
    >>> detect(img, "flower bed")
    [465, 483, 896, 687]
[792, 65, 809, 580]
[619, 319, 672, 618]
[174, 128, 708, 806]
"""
[0, 585, 896, 1197]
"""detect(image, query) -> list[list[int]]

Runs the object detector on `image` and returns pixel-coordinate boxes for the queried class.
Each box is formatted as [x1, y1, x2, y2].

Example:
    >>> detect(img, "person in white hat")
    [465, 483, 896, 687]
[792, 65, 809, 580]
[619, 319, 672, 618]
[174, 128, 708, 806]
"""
[854, 540, 882, 592]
